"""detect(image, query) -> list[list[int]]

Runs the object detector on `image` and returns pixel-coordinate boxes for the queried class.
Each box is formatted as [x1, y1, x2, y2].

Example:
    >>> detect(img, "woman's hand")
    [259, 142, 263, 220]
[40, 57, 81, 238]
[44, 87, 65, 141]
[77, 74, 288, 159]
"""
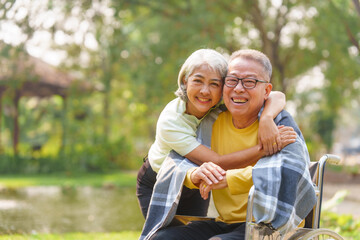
[278, 125, 297, 149]
[258, 116, 281, 156]
[190, 162, 225, 187]
[259, 122, 297, 156]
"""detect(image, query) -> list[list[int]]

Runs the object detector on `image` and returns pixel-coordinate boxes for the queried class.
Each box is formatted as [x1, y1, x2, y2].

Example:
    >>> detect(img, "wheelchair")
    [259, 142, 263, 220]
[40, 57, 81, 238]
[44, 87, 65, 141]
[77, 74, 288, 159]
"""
[174, 154, 345, 239]
[245, 154, 344, 240]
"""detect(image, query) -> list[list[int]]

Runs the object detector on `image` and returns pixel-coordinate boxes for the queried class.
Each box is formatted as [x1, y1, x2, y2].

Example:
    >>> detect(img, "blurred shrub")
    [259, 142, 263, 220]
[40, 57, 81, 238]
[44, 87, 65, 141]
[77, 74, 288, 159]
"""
[321, 189, 360, 239]
[0, 136, 135, 174]
[321, 211, 360, 239]
[70, 136, 135, 172]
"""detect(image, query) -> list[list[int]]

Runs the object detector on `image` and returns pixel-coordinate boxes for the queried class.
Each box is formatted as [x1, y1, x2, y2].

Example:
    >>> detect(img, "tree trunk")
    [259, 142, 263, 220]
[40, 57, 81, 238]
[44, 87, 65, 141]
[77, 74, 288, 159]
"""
[353, 0, 360, 17]
[103, 86, 110, 140]
[102, 57, 112, 141]
[13, 91, 20, 156]
[59, 95, 67, 157]
[0, 94, 2, 154]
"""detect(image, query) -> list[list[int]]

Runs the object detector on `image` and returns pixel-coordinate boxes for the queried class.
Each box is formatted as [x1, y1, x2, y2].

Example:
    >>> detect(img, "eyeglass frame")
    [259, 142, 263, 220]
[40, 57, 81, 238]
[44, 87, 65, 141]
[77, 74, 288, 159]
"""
[224, 76, 269, 89]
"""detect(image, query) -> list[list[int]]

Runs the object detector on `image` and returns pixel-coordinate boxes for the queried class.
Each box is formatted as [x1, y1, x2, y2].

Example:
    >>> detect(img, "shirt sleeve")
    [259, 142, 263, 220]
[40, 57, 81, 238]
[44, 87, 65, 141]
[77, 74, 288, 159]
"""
[157, 114, 201, 156]
[183, 167, 198, 189]
[226, 166, 254, 195]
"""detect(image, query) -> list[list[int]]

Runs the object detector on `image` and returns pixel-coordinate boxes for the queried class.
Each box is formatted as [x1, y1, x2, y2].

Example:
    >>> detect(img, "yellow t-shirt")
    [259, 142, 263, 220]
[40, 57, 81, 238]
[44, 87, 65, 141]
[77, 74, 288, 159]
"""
[184, 110, 306, 227]
[185, 110, 259, 223]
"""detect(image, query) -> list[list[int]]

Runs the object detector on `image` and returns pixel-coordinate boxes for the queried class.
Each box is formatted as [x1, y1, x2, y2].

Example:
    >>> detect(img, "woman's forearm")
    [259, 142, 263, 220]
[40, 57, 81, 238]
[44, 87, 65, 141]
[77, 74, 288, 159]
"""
[258, 91, 285, 155]
[217, 145, 265, 169]
[261, 91, 285, 120]
[184, 91, 285, 170]
[185, 144, 265, 170]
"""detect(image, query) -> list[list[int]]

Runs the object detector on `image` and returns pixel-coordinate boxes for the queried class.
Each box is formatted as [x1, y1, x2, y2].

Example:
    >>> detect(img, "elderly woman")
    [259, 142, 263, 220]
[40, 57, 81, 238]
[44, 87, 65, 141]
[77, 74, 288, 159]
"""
[136, 49, 296, 218]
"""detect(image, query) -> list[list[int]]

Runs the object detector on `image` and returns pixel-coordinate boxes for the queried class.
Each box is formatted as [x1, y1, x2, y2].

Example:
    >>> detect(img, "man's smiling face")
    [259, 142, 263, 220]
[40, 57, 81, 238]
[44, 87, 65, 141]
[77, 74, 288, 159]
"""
[223, 57, 272, 128]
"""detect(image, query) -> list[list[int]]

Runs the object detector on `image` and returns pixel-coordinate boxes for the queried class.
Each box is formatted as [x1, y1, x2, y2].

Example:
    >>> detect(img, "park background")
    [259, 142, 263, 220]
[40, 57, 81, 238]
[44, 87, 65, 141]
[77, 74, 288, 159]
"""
[0, 0, 359, 239]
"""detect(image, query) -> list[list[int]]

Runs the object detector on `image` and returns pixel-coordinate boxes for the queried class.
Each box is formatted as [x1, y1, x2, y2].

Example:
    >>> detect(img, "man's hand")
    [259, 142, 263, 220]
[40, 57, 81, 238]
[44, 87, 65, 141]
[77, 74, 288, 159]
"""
[190, 162, 225, 187]
[199, 176, 228, 200]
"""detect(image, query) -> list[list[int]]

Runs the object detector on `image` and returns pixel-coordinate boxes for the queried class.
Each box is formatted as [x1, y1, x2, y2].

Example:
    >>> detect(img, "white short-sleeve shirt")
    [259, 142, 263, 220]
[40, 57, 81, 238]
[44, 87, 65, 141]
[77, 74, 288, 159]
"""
[148, 98, 202, 172]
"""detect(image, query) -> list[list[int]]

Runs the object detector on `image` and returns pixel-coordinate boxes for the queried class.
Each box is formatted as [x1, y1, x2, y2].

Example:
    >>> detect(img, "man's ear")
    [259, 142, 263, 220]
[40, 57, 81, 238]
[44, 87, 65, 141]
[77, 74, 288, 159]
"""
[264, 83, 273, 100]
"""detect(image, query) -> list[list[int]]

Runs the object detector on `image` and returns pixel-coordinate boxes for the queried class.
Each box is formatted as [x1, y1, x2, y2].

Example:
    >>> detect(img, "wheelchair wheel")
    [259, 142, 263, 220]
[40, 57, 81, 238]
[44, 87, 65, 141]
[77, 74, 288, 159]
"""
[293, 228, 344, 240]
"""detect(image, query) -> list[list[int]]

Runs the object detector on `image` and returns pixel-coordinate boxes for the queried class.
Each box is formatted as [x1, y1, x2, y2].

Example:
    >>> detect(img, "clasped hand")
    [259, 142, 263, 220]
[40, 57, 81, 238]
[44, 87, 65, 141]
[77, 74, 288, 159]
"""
[190, 162, 227, 200]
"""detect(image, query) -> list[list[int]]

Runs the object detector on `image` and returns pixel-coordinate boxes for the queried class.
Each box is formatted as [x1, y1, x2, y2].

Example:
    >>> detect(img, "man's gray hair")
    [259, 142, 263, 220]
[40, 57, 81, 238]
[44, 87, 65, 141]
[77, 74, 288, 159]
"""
[175, 49, 228, 101]
[229, 49, 272, 81]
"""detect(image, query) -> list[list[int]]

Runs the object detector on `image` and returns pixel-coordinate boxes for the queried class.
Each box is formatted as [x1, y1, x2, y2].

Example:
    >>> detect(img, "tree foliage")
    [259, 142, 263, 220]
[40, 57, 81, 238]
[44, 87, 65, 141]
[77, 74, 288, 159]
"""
[0, 0, 359, 172]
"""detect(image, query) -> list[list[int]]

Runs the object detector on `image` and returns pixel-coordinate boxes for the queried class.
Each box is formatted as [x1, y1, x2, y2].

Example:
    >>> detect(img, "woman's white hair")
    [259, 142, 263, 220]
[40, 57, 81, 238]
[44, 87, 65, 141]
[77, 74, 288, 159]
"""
[175, 49, 228, 102]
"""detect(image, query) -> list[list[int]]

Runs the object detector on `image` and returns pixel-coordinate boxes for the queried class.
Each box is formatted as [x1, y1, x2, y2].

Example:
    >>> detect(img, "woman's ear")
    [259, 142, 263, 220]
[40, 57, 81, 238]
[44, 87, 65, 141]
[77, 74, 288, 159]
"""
[181, 76, 187, 86]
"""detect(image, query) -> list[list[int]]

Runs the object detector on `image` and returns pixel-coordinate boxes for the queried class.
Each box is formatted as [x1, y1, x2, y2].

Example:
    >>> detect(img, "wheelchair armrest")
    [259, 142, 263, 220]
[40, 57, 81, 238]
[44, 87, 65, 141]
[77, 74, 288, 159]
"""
[319, 154, 341, 166]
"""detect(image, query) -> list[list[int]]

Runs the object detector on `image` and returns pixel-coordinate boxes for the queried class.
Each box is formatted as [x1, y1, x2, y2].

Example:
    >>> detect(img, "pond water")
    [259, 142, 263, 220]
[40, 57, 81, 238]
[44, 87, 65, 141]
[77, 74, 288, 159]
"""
[0, 186, 144, 234]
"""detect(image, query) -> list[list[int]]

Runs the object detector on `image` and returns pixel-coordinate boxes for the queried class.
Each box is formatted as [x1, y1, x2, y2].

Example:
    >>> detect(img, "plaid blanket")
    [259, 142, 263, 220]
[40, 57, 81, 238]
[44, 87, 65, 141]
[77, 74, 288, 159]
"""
[139, 107, 316, 239]
[252, 110, 316, 234]
[139, 107, 221, 240]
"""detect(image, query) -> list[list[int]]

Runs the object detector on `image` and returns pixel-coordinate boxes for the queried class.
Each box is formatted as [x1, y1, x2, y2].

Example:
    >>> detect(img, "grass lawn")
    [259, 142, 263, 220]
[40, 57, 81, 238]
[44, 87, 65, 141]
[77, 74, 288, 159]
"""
[0, 171, 137, 188]
[0, 232, 141, 240]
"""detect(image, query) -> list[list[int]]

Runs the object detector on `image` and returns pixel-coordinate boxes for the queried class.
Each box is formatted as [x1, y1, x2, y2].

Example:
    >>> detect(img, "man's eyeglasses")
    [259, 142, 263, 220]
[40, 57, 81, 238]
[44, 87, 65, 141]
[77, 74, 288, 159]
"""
[224, 76, 268, 89]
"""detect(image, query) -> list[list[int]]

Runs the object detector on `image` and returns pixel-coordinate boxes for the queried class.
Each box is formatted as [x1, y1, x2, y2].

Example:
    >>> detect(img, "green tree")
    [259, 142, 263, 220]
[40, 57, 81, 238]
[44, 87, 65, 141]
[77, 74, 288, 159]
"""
[306, 0, 360, 151]
[1, 0, 359, 171]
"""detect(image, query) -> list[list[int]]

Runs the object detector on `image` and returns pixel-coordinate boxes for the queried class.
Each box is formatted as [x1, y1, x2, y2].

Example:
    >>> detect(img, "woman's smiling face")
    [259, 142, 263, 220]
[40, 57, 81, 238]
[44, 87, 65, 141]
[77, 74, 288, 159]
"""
[184, 64, 223, 119]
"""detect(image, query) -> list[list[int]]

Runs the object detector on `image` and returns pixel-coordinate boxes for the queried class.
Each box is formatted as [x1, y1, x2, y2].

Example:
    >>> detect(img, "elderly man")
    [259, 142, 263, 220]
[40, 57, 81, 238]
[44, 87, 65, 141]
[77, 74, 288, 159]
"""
[142, 49, 315, 240]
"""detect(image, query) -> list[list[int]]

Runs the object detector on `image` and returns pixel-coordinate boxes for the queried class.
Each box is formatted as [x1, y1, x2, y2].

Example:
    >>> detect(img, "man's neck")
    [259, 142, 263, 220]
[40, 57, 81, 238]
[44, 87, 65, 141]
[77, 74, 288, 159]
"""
[232, 116, 258, 129]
